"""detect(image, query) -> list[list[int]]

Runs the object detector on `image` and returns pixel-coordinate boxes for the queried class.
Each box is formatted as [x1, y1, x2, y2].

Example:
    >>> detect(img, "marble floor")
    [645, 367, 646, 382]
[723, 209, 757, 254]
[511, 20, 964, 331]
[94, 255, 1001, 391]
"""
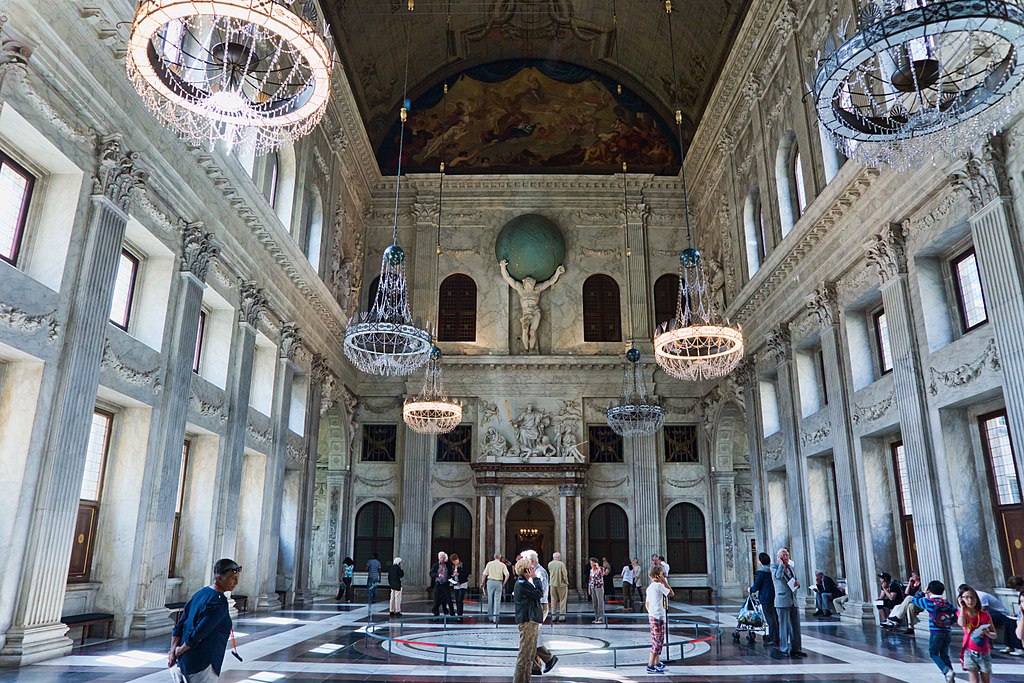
[5, 596, 1024, 683]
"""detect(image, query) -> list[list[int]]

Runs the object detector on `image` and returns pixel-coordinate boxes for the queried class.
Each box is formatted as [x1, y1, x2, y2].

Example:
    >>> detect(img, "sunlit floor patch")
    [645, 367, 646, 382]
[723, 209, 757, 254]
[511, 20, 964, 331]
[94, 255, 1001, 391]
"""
[95, 650, 166, 667]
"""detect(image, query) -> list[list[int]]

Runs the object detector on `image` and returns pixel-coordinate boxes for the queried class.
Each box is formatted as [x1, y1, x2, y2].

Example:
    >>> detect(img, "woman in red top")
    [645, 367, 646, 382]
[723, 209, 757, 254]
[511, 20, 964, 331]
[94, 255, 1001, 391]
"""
[957, 586, 994, 683]
[588, 557, 608, 624]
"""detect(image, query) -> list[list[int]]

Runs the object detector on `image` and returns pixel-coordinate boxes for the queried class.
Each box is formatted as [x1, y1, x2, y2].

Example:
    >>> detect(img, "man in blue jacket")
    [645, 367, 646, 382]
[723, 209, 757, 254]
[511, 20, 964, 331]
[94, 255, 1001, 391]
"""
[750, 552, 778, 645]
[168, 558, 240, 682]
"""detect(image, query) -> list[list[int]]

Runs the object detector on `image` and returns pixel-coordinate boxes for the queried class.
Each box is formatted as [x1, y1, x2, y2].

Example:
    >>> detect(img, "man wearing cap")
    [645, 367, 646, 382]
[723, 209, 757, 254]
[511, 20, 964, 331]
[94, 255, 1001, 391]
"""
[169, 559, 240, 681]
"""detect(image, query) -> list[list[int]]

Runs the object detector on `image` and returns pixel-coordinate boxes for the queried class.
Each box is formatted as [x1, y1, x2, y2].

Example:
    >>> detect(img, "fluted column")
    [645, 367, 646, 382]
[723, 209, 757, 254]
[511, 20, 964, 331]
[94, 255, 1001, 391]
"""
[558, 483, 583, 590]
[253, 325, 300, 610]
[625, 201, 653, 342]
[807, 283, 874, 617]
[627, 431, 661, 565]
[735, 359, 769, 544]
[765, 326, 813, 589]
[212, 283, 266, 561]
[398, 428, 433, 590]
[0, 138, 147, 666]
[953, 138, 1024, 498]
[128, 224, 218, 636]
[866, 222, 951, 584]
[294, 355, 332, 605]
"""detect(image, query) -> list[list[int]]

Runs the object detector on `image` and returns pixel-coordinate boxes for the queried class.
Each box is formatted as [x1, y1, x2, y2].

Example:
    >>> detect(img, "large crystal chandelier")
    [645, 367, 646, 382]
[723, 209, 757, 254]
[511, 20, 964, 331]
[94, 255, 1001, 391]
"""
[344, 7, 432, 376]
[811, 0, 1024, 168]
[653, 0, 744, 382]
[127, 0, 335, 154]
[404, 347, 463, 434]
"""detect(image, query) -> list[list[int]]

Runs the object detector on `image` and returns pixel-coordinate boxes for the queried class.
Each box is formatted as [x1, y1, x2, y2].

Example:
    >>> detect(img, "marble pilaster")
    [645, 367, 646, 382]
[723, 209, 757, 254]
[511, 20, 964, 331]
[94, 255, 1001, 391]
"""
[0, 138, 146, 666]
[293, 355, 329, 605]
[128, 223, 218, 637]
[625, 201, 653, 343]
[627, 432, 662, 564]
[398, 428, 433, 590]
[735, 359, 769, 544]
[558, 483, 583, 590]
[711, 472, 737, 588]
[865, 222, 951, 584]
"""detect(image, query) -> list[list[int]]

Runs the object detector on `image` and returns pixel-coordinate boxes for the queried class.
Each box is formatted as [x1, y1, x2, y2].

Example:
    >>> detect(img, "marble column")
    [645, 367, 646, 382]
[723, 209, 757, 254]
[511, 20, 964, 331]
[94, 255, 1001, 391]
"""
[319, 469, 349, 594]
[765, 326, 814, 589]
[0, 138, 147, 666]
[625, 200, 654, 343]
[293, 355, 331, 605]
[627, 432, 662, 564]
[807, 283, 874, 618]
[211, 283, 266, 562]
[735, 359, 770, 544]
[558, 483, 583, 590]
[128, 224, 218, 637]
[953, 138, 1024, 499]
[398, 428, 433, 590]
[253, 325, 300, 610]
[711, 472, 737, 589]
[865, 222, 951, 584]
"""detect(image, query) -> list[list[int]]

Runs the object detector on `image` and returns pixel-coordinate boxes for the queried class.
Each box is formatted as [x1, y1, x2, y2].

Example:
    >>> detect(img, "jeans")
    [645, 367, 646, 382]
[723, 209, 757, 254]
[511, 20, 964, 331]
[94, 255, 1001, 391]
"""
[486, 579, 504, 618]
[775, 604, 802, 654]
[814, 592, 833, 613]
[453, 587, 466, 615]
[515, 621, 540, 683]
[990, 610, 1023, 648]
[591, 587, 605, 619]
[928, 631, 952, 674]
[432, 582, 452, 615]
[367, 580, 379, 605]
[389, 588, 402, 613]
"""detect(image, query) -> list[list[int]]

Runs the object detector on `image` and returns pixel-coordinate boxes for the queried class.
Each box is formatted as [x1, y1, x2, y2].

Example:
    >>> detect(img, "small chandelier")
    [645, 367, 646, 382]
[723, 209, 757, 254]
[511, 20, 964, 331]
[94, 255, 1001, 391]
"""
[127, 0, 335, 154]
[653, 0, 744, 382]
[608, 348, 666, 436]
[344, 6, 432, 376]
[403, 347, 463, 434]
[811, 0, 1024, 168]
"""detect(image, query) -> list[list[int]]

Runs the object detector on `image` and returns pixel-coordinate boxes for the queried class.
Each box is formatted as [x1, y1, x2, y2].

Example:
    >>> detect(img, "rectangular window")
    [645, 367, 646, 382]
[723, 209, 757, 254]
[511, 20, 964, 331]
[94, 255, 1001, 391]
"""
[0, 151, 34, 265]
[437, 424, 472, 462]
[109, 249, 140, 330]
[664, 425, 699, 463]
[980, 412, 1022, 506]
[757, 204, 767, 262]
[70, 410, 113, 582]
[193, 310, 207, 373]
[890, 439, 919, 573]
[588, 425, 623, 463]
[873, 309, 893, 375]
[362, 424, 397, 462]
[169, 440, 190, 576]
[892, 441, 913, 517]
[816, 347, 829, 406]
[952, 249, 988, 332]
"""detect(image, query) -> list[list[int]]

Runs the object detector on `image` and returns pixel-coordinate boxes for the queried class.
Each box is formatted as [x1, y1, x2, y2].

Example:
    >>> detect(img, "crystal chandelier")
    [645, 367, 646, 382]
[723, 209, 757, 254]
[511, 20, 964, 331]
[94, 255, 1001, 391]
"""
[653, 0, 744, 382]
[811, 0, 1024, 168]
[127, 0, 335, 154]
[403, 347, 463, 434]
[344, 7, 432, 376]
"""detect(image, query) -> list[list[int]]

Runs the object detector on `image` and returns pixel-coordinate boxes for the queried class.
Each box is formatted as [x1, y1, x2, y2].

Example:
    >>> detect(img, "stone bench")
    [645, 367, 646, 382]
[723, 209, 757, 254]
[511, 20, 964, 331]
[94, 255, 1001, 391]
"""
[61, 612, 114, 645]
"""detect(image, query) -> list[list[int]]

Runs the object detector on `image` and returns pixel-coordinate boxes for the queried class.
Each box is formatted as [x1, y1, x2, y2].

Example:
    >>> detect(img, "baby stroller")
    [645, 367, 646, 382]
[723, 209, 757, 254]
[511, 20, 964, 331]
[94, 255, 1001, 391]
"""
[732, 594, 768, 643]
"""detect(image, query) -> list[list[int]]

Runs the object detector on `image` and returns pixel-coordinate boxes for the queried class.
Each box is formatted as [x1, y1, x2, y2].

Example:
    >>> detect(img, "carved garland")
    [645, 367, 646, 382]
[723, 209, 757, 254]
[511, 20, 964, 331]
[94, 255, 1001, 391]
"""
[928, 338, 1000, 396]
[852, 389, 897, 426]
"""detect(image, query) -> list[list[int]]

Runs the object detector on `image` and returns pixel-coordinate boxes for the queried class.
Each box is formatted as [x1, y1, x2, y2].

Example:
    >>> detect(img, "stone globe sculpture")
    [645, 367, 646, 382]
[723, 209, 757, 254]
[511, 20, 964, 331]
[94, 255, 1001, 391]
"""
[494, 214, 567, 282]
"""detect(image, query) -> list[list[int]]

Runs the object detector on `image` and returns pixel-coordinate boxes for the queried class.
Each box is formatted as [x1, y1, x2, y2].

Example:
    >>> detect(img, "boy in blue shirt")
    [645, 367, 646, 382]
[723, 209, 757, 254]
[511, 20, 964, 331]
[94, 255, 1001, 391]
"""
[912, 580, 957, 683]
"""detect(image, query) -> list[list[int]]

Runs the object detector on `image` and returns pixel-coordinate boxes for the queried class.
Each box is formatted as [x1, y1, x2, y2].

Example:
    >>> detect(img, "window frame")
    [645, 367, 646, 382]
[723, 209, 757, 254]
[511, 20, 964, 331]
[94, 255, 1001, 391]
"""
[70, 409, 114, 583]
[192, 309, 207, 374]
[666, 502, 708, 574]
[582, 273, 622, 343]
[0, 150, 35, 267]
[756, 199, 767, 263]
[792, 148, 807, 218]
[436, 424, 472, 463]
[437, 273, 478, 342]
[872, 308, 893, 376]
[978, 409, 1024, 575]
[588, 425, 624, 463]
[353, 501, 395, 569]
[169, 439, 190, 577]
[361, 423, 398, 462]
[664, 425, 699, 463]
[109, 247, 141, 331]
[950, 247, 988, 334]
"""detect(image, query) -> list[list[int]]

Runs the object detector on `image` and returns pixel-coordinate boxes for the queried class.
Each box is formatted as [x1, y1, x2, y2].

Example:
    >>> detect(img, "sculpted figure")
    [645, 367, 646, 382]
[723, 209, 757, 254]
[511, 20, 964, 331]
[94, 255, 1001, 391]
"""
[482, 427, 510, 459]
[511, 402, 551, 451]
[499, 259, 564, 352]
[556, 422, 584, 462]
[523, 435, 557, 460]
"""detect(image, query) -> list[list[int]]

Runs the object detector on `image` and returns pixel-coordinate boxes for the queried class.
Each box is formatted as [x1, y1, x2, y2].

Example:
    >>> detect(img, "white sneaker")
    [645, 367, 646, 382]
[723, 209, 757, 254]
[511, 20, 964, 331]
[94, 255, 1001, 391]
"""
[1010, 648, 1024, 656]
[999, 646, 1012, 654]
[944, 670, 955, 682]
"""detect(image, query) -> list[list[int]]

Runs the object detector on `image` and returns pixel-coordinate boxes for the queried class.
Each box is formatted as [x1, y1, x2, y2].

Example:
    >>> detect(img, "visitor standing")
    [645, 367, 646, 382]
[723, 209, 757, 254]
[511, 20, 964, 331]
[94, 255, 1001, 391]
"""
[621, 559, 636, 611]
[957, 586, 994, 683]
[430, 551, 454, 616]
[388, 557, 404, 616]
[602, 557, 614, 598]
[450, 554, 470, 617]
[645, 565, 674, 674]
[337, 557, 354, 602]
[513, 559, 544, 683]
[913, 580, 957, 683]
[523, 550, 557, 673]
[632, 558, 645, 610]
[750, 552, 778, 645]
[482, 552, 510, 623]
[660, 556, 671, 577]
[168, 559, 239, 682]
[588, 557, 608, 623]
[366, 553, 382, 606]
[771, 547, 806, 658]
[547, 552, 568, 622]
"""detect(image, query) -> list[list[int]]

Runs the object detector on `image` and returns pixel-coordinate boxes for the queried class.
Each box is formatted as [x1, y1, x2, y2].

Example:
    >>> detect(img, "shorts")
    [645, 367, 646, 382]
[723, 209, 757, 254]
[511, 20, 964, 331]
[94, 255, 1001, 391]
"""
[649, 617, 667, 656]
[963, 650, 992, 673]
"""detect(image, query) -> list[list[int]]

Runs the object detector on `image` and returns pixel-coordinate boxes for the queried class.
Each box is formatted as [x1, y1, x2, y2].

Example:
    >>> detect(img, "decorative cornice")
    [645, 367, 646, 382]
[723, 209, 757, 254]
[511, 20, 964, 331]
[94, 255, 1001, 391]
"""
[928, 337, 1000, 396]
[94, 135, 148, 212]
[864, 222, 908, 285]
[238, 281, 267, 327]
[807, 282, 838, 329]
[180, 222, 218, 281]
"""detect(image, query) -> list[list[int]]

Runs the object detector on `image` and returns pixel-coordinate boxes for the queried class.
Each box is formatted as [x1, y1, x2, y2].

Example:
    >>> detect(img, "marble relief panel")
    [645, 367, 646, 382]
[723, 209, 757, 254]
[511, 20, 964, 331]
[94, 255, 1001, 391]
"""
[861, 438, 900, 575]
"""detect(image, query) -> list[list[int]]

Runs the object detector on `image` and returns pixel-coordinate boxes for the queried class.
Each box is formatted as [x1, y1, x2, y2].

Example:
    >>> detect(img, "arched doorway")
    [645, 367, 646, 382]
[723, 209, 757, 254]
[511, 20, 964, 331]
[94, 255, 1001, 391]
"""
[666, 503, 708, 574]
[431, 502, 473, 570]
[505, 498, 555, 565]
[588, 503, 629, 578]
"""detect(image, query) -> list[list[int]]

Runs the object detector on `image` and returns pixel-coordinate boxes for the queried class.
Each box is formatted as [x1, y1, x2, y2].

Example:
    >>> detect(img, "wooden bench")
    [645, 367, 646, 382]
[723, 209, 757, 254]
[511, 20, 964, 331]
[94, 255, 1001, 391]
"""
[61, 612, 114, 645]
[166, 601, 186, 623]
[673, 586, 714, 603]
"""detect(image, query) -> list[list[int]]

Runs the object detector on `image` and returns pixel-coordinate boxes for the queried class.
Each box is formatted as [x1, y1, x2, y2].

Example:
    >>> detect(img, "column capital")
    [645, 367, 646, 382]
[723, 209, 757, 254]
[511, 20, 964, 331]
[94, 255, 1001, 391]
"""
[558, 483, 584, 497]
[476, 484, 504, 497]
[412, 200, 439, 226]
[763, 324, 791, 366]
[864, 222, 907, 285]
[180, 222, 219, 281]
[950, 135, 1010, 213]
[626, 202, 650, 226]
[733, 356, 758, 391]
[806, 282, 839, 329]
[238, 281, 267, 327]
[93, 135, 148, 212]
[279, 323, 302, 361]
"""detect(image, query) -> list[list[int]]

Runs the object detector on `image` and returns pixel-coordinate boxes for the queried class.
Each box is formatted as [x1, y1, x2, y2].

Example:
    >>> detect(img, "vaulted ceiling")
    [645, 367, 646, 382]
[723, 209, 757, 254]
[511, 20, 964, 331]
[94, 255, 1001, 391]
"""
[322, 0, 751, 174]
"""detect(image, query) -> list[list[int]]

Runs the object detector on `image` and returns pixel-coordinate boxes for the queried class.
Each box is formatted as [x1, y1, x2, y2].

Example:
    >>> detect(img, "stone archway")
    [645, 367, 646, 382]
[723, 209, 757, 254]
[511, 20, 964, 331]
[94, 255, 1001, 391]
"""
[505, 498, 555, 565]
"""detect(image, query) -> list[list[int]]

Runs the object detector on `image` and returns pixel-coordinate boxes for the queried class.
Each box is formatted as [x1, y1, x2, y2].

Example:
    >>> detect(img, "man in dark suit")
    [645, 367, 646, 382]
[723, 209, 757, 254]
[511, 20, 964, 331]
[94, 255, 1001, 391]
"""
[750, 552, 778, 645]
[429, 551, 454, 616]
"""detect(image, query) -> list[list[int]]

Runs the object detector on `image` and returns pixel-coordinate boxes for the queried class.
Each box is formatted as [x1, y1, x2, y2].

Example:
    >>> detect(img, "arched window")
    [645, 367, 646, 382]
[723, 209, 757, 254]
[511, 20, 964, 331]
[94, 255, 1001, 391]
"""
[431, 502, 473, 569]
[438, 274, 477, 342]
[666, 503, 707, 574]
[304, 188, 324, 273]
[793, 149, 807, 217]
[583, 274, 621, 342]
[353, 502, 394, 568]
[653, 274, 679, 332]
[261, 153, 280, 208]
[588, 503, 629, 572]
[775, 131, 807, 236]
[743, 187, 766, 277]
